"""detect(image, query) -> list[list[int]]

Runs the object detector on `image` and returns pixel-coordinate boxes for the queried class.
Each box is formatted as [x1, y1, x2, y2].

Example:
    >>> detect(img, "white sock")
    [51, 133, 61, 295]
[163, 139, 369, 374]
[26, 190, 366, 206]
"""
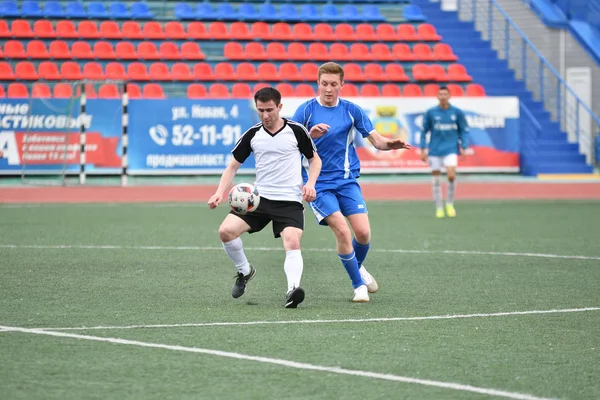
[432, 175, 443, 209]
[284, 250, 303, 293]
[222, 238, 250, 275]
[447, 179, 456, 205]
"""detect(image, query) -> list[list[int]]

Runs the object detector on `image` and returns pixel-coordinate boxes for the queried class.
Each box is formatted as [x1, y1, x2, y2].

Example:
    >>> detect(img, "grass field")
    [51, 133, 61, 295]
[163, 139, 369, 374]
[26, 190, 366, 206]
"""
[1, 200, 599, 400]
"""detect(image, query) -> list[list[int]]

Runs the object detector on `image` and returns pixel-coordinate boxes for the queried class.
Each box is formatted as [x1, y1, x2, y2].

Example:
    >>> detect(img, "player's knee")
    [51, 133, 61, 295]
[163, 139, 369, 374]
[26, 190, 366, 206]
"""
[218, 223, 239, 242]
[354, 229, 371, 244]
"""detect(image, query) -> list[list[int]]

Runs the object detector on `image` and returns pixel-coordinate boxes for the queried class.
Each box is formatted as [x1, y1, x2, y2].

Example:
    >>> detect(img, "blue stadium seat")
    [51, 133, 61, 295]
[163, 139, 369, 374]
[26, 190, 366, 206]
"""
[341, 5, 363, 22]
[21, 1, 42, 17]
[259, 3, 278, 22]
[88, 2, 108, 18]
[109, 2, 131, 19]
[174, 3, 194, 20]
[196, 3, 217, 20]
[0, 1, 18, 17]
[43, 1, 63, 18]
[215, 3, 237, 20]
[321, 4, 343, 22]
[300, 5, 320, 22]
[277, 5, 297, 22]
[131, 2, 153, 19]
[363, 5, 386, 22]
[238, 3, 258, 21]
[403, 5, 426, 22]
[64, 2, 87, 18]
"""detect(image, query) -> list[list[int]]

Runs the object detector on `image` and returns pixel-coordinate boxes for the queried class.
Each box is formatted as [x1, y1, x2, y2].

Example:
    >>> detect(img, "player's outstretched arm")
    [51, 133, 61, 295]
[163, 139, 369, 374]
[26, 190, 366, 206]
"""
[367, 130, 412, 151]
[208, 158, 242, 209]
[302, 152, 322, 202]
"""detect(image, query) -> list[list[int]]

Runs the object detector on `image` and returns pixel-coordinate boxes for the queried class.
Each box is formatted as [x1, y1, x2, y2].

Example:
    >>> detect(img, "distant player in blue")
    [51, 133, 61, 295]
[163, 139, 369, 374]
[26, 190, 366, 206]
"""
[420, 86, 469, 218]
[292, 62, 411, 302]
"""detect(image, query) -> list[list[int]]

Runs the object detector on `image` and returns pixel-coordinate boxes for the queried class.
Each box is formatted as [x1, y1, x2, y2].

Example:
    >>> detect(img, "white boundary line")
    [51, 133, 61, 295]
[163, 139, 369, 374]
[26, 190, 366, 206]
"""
[0, 325, 554, 400]
[1, 244, 599, 261]
[30, 307, 600, 332]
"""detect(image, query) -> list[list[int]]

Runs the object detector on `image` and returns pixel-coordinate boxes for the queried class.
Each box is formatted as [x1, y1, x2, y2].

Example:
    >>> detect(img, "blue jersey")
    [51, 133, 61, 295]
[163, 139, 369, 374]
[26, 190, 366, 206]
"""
[420, 105, 469, 157]
[292, 98, 374, 183]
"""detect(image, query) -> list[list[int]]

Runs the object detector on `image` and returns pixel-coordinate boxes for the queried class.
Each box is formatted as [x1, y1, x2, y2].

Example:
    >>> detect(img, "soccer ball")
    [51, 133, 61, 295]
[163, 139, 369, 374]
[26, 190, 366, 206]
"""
[228, 183, 260, 215]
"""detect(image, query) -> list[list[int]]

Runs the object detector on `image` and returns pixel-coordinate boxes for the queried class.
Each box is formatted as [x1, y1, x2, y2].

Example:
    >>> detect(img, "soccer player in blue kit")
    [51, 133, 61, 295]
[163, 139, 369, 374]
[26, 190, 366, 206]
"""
[420, 86, 469, 218]
[292, 62, 411, 302]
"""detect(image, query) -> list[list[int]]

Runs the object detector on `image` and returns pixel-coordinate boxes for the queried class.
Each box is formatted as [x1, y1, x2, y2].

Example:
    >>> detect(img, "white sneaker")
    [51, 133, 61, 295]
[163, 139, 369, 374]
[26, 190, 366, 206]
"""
[352, 284, 369, 302]
[359, 266, 379, 293]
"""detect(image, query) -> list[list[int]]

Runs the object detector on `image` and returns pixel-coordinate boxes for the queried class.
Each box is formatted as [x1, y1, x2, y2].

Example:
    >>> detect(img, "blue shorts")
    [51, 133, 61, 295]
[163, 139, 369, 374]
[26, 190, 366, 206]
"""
[308, 180, 368, 226]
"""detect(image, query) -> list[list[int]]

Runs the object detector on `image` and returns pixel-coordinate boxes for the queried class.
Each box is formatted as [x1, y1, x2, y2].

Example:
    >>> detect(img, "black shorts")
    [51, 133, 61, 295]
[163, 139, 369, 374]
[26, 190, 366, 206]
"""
[230, 197, 304, 238]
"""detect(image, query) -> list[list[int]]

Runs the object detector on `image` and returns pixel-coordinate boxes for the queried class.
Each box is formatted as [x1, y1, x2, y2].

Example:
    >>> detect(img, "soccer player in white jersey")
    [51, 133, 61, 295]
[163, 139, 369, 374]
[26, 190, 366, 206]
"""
[292, 62, 410, 302]
[208, 87, 322, 308]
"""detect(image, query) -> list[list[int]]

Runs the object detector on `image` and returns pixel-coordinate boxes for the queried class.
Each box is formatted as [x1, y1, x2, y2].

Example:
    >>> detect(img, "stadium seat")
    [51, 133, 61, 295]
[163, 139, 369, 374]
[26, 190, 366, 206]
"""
[364, 63, 386, 81]
[288, 43, 310, 60]
[253, 82, 270, 92]
[371, 43, 395, 61]
[418, 24, 442, 41]
[143, 22, 166, 39]
[16, 61, 38, 80]
[403, 5, 426, 22]
[448, 64, 473, 81]
[21, 1, 42, 17]
[279, 63, 300, 80]
[275, 83, 294, 97]
[424, 83, 440, 96]
[77, 84, 98, 99]
[0, 62, 15, 80]
[99, 83, 120, 98]
[174, 3, 194, 20]
[412, 64, 434, 81]
[381, 83, 401, 97]
[215, 62, 236, 80]
[72, 41, 94, 59]
[60, 61, 83, 80]
[194, 2, 217, 19]
[128, 62, 150, 80]
[138, 42, 160, 60]
[340, 83, 359, 96]
[330, 43, 352, 61]
[187, 83, 207, 98]
[265, 42, 287, 60]
[430, 64, 450, 81]
[300, 63, 318, 80]
[361, 84, 381, 97]
[343, 64, 364, 81]
[363, 6, 386, 22]
[215, 3, 237, 20]
[187, 22, 209, 39]
[131, 2, 153, 19]
[64, 1, 86, 18]
[385, 64, 410, 81]
[105, 62, 127, 80]
[258, 3, 277, 22]
[314, 23, 335, 41]
[466, 83, 486, 96]
[172, 63, 193, 80]
[0, 20, 8, 37]
[193, 63, 214, 80]
[335, 24, 356, 41]
[55, 20, 78, 39]
[87, 2, 108, 18]
[208, 22, 229, 40]
[355, 24, 377, 41]
[236, 62, 258, 80]
[53, 83, 73, 98]
[293, 23, 314, 41]
[83, 62, 104, 80]
[26, 40, 49, 59]
[413, 43, 436, 61]
[99, 21, 122, 39]
[93, 41, 116, 59]
[392, 43, 416, 61]
[115, 41, 137, 59]
[32, 83, 51, 98]
[165, 21, 186, 39]
[300, 5, 320, 22]
[277, 4, 296, 21]
[322, 4, 343, 22]
[232, 82, 252, 98]
[258, 63, 279, 80]
[159, 42, 181, 60]
[109, 2, 129, 19]
[403, 84, 422, 96]
[397, 24, 418, 41]
[8, 83, 29, 98]
[433, 43, 458, 61]
[149, 62, 171, 80]
[127, 83, 142, 99]
[245, 42, 266, 60]
[11, 20, 34, 38]
[43, 1, 63, 18]
[78, 21, 100, 39]
[250, 22, 270, 40]
[447, 83, 464, 97]
[208, 83, 229, 98]
[237, 3, 258, 21]
[49, 40, 71, 58]
[272, 23, 293, 40]
[143, 83, 166, 99]
[38, 61, 60, 80]
[308, 43, 329, 61]
[349, 43, 371, 61]
[341, 5, 362, 22]
[224, 42, 244, 60]
[33, 20, 55, 38]
[0, 85, 4, 98]
[230, 22, 251, 40]
[122, 21, 144, 39]
[4, 40, 26, 58]
[295, 83, 316, 97]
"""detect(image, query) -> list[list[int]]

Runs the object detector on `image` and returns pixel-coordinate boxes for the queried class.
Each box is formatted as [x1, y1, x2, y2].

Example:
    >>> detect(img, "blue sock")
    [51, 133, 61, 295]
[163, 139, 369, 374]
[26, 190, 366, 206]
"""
[338, 251, 364, 289]
[353, 238, 370, 268]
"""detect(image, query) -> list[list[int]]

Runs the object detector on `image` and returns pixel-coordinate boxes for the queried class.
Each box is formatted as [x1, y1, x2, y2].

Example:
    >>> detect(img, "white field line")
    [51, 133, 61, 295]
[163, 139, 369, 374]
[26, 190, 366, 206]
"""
[1, 244, 599, 261]
[30, 307, 600, 332]
[0, 325, 554, 400]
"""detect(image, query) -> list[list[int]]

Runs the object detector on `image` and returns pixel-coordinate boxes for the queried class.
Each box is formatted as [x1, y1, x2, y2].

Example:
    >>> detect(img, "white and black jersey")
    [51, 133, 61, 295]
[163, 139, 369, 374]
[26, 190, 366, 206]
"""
[232, 118, 316, 203]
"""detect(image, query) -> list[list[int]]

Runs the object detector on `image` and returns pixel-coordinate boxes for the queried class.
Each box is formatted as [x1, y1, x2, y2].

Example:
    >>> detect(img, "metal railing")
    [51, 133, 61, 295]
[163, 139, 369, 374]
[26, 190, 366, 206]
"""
[457, 0, 599, 166]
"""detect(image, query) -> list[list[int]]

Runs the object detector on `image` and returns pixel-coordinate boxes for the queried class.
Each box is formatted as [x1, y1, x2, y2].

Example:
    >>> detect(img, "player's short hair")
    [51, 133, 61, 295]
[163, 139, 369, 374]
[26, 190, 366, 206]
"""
[254, 87, 282, 106]
[438, 86, 449, 93]
[318, 62, 344, 82]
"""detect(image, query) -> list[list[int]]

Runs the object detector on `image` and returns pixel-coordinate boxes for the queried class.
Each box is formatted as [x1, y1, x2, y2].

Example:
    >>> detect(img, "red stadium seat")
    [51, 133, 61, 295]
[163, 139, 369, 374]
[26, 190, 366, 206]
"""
[381, 84, 401, 97]
[49, 40, 71, 59]
[115, 41, 137, 59]
[330, 43, 352, 61]
[413, 44, 436, 61]
[371, 43, 395, 61]
[245, 42, 266, 60]
[8, 83, 29, 98]
[93, 41, 116, 59]
[231, 83, 252, 98]
[300, 63, 318, 80]
[349, 43, 371, 61]
[53, 83, 73, 98]
[159, 42, 181, 60]
[99, 21, 122, 39]
[335, 24, 356, 41]
[392, 44, 416, 61]
[11, 20, 34, 38]
[33, 20, 56, 38]
[208, 83, 229, 98]
[208, 22, 229, 40]
[376, 23, 398, 41]
[430, 65, 450, 81]
[364, 63, 386, 82]
[122, 21, 144, 39]
[172, 63, 193, 81]
[265, 43, 287, 60]
[385, 64, 410, 82]
[143, 22, 166, 39]
[288, 43, 310, 61]
[72, 41, 94, 59]
[251, 22, 271, 40]
[230, 22, 252, 40]
[295, 83, 316, 97]
[236, 62, 258, 80]
[137, 42, 160, 60]
[77, 84, 97, 99]
[397, 24, 418, 41]
[78, 21, 100, 39]
[447, 83, 464, 96]
[253, 82, 270, 92]
[181, 42, 205, 60]
[60, 61, 83, 80]
[448, 64, 473, 81]
[279, 63, 300, 80]
[433, 43, 458, 61]
[340, 83, 359, 97]
[403, 84, 422, 96]
[343, 63, 365, 81]
[193, 63, 215, 80]
[55, 21, 78, 39]
[98, 84, 120, 99]
[15, 61, 38, 80]
[32, 83, 51, 98]
[314, 23, 335, 41]
[187, 83, 207, 99]
[105, 62, 127, 80]
[187, 22, 209, 40]
[38, 61, 60, 80]
[424, 83, 440, 96]
[308, 43, 329, 61]
[466, 83, 486, 96]
[360, 84, 381, 97]
[4, 40, 27, 58]
[214, 62, 236, 80]
[224, 42, 244, 60]
[0, 62, 15, 80]
[272, 22, 293, 40]
[355, 24, 377, 41]
[83, 62, 105, 80]
[128, 62, 150, 80]
[412, 64, 434, 81]
[275, 83, 295, 97]
[165, 21, 186, 39]
[292, 23, 314, 40]
[417, 24, 442, 41]
[143, 83, 166, 99]
[149, 62, 171, 80]
[0, 85, 5, 98]
[0, 20, 8, 38]
[257, 63, 279, 80]
[126, 83, 142, 99]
